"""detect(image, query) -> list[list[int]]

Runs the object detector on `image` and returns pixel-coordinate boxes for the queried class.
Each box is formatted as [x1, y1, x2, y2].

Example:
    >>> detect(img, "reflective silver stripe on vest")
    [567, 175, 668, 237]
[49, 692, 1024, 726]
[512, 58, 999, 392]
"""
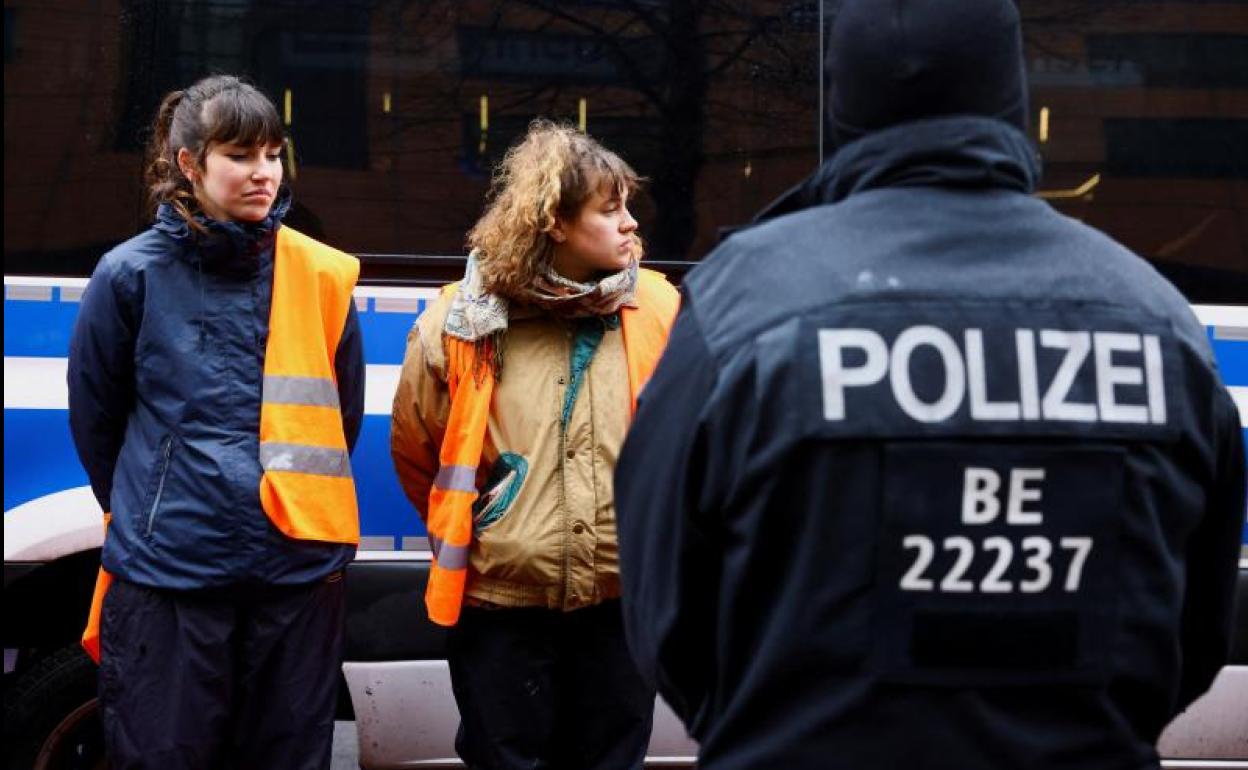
[260, 442, 353, 478]
[434, 464, 477, 493]
[428, 533, 470, 571]
[263, 375, 341, 409]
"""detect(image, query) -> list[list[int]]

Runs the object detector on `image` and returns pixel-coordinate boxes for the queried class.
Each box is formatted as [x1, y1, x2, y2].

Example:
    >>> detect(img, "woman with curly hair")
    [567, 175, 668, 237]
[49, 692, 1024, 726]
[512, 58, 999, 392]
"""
[391, 120, 679, 769]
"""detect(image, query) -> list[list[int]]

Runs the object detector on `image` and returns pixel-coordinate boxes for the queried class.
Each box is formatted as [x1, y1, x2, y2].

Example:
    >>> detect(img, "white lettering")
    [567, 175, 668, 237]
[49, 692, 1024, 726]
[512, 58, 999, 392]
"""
[1020, 536, 1054, 592]
[1006, 468, 1045, 525]
[962, 467, 1002, 524]
[898, 534, 1097, 595]
[980, 537, 1015, 593]
[890, 326, 965, 423]
[900, 535, 935, 591]
[1094, 332, 1148, 423]
[1016, 329, 1041, 420]
[1060, 537, 1094, 591]
[940, 536, 976, 592]
[1040, 330, 1097, 422]
[816, 324, 1169, 427]
[966, 329, 1021, 420]
[818, 329, 888, 421]
[1144, 334, 1167, 425]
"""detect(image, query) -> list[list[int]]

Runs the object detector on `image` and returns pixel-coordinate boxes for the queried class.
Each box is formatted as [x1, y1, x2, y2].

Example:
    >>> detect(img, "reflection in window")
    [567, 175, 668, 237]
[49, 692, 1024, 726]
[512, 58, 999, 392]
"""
[1104, 119, 1248, 179]
[1085, 34, 1248, 89]
[5, 8, 16, 64]
[115, 0, 369, 169]
[1021, 1, 1247, 299]
[3, 0, 1244, 303]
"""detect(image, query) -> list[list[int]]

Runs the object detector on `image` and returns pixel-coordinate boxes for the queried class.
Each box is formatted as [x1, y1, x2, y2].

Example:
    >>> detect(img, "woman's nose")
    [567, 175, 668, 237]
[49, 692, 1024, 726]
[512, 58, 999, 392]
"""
[620, 209, 638, 232]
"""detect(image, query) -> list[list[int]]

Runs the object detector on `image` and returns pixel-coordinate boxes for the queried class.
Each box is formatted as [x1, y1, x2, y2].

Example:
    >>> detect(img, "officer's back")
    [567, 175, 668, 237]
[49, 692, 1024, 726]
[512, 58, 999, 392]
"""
[614, 1, 1247, 768]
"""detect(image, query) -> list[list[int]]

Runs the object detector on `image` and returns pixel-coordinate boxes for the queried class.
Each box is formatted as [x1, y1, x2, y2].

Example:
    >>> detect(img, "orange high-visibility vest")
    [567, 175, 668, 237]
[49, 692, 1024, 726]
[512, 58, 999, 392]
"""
[82, 226, 360, 663]
[258, 226, 361, 543]
[81, 514, 112, 663]
[423, 268, 680, 626]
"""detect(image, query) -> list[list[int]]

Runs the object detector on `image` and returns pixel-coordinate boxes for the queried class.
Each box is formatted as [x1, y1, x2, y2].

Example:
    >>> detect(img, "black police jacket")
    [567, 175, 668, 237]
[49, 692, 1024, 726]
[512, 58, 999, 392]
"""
[616, 116, 1246, 770]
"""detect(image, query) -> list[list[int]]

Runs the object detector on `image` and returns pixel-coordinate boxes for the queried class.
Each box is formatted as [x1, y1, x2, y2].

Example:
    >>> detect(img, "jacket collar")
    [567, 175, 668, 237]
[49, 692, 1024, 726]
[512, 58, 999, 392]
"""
[753, 116, 1041, 224]
[153, 187, 292, 275]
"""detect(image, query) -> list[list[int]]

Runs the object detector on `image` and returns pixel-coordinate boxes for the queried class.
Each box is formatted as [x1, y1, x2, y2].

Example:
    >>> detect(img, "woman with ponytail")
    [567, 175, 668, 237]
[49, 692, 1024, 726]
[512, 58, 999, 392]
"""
[390, 120, 679, 769]
[67, 75, 365, 770]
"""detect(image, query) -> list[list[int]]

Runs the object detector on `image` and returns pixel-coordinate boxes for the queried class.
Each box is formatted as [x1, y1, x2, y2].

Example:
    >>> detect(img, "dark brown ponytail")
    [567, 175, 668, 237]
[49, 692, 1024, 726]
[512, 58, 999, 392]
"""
[142, 75, 286, 230]
[144, 89, 200, 229]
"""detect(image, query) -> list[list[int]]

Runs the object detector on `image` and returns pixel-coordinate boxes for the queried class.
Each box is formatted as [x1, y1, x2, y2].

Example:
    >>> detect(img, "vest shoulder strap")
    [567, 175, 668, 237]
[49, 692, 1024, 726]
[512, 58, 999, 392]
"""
[635, 268, 680, 322]
[278, 226, 361, 286]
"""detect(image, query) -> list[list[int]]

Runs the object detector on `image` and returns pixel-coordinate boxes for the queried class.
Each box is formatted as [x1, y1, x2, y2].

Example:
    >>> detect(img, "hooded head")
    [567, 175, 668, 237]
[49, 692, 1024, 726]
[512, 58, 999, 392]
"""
[826, 0, 1029, 146]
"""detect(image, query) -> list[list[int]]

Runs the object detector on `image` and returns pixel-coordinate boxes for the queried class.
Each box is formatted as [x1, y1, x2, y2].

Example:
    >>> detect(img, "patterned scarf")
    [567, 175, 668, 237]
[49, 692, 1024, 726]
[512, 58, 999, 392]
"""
[445, 251, 638, 378]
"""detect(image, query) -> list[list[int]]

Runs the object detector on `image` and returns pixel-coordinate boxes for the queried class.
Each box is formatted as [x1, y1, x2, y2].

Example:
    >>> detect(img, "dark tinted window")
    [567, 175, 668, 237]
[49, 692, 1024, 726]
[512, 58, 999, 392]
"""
[4, 9, 15, 64]
[1085, 34, 1248, 89]
[1020, 1, 1248, 301]
[3, 1, 820, 275]
[1104, 119, 1248, 178]
[113, 0, 369, 166]
[3, 0, 1245, 302]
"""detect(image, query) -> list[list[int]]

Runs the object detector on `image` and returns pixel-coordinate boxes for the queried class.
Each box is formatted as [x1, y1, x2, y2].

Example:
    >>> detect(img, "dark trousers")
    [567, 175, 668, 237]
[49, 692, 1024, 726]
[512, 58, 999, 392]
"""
[97, 573, 346, 770]
[448, 599, 655, 770]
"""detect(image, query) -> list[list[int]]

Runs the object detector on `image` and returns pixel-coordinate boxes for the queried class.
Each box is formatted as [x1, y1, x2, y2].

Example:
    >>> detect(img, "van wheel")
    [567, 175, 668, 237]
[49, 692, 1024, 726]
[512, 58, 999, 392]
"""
[3, 645, 105, 770]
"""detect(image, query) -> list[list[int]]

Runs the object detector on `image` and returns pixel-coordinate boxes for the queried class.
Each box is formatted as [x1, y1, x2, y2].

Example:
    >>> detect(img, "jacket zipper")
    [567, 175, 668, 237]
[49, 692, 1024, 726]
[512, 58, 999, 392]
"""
[559, 329, 572, 605]
[145, 436, 174, 538]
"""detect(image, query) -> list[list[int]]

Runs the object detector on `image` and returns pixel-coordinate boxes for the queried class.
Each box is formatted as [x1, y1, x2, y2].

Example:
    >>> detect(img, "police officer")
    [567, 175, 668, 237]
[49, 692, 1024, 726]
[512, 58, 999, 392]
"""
[614, 1, 1246, 768]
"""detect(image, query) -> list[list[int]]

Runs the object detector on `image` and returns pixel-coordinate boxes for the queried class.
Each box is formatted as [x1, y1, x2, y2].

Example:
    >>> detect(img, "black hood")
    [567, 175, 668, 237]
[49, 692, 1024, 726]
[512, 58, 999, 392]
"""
[826, 0, 1029, 147]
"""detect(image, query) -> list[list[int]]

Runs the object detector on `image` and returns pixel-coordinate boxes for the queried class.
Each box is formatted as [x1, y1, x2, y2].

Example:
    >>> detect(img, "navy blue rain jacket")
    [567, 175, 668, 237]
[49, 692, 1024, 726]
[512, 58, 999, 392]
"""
[68, 191, 365, 590]
[616, 117, 1246, 770]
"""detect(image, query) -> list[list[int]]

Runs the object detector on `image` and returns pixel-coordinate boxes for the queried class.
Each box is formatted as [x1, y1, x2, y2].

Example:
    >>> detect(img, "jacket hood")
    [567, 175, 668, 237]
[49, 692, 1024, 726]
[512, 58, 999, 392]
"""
[153, 186, 292, 275]
[825, 0, 1028, 147]
[753, 116, 1041, 224]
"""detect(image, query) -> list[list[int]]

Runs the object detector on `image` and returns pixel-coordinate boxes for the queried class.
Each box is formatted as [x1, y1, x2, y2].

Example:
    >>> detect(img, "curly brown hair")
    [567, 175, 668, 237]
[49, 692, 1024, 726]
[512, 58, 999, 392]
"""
[467, 120, 642, 298]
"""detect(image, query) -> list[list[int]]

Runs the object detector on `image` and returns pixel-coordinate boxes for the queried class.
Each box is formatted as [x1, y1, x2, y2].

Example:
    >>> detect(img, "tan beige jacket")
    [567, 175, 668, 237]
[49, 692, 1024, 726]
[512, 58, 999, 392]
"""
[391, 291, 633, 611]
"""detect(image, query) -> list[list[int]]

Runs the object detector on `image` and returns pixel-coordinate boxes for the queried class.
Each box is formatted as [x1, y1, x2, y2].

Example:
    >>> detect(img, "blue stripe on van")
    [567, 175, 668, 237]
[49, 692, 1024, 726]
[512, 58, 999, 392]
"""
[358, 306, 423, 365]
[354, 414, 427, 540]
[2, 409, 89, 511]
[2, 408, 429, 540]
[4, 298, 79, 358]
[1209, 335, 1247, 386]
[3, 293, 427, 366]
[3, 288, 1239, 549]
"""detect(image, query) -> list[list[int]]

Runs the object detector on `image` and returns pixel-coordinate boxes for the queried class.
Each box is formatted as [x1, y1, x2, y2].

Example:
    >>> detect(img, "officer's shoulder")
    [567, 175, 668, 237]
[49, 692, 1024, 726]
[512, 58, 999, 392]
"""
[1042, 206, 1206, 340]
[689, 205, 826, 287]
[719, 204, 838, 255]
[684, 204, 843, 336]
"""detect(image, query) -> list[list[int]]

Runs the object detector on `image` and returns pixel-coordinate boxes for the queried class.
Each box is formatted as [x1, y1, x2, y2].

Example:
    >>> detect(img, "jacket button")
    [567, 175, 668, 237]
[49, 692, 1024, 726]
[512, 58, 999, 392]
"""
[572, 523, 584, 535]
[566, 449, 575, 459]
[557, 376, 566, 385]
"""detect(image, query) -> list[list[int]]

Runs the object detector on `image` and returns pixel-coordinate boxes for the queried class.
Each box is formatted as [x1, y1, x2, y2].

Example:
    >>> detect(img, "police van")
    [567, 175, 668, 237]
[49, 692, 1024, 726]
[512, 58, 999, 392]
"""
[4, 1, 1247, 767]
[4, 271, 1246, 768]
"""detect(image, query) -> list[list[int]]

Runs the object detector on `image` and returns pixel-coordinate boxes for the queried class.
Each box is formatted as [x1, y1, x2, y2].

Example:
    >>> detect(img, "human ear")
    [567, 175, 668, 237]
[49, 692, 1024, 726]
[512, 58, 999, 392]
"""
[176, 147, 197, 183]
[550, 221, 567, 243]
